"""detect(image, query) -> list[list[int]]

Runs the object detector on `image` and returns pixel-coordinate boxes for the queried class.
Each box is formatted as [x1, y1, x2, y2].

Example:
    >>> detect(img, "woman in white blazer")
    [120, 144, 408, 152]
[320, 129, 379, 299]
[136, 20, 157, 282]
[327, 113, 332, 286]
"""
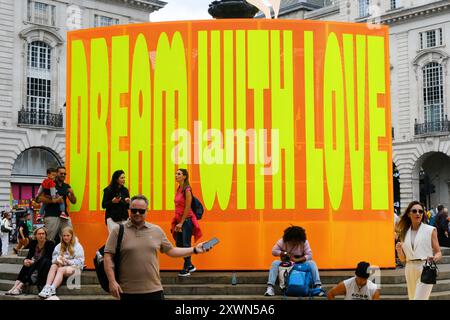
[396, 201, 442, 300]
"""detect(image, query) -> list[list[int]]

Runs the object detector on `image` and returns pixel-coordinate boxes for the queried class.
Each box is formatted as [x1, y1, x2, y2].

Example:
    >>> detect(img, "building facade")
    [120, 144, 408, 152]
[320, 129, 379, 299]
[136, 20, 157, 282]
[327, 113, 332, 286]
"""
[277, 0, 450, 212]
[0, 0, 165, 207]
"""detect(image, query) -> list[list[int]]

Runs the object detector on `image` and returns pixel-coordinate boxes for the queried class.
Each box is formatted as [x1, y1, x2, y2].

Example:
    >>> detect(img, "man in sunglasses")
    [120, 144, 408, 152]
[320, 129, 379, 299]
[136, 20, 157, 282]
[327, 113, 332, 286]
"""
[37, 166, 77, 243]
[104, 194, 211, 301]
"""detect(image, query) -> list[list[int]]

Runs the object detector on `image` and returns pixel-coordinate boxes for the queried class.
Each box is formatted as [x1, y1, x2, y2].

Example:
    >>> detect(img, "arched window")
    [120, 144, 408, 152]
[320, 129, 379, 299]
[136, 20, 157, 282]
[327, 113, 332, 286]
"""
[423, 62, 444, 126]
[12, 147, 61, 177]
[26, 41, 51, 125]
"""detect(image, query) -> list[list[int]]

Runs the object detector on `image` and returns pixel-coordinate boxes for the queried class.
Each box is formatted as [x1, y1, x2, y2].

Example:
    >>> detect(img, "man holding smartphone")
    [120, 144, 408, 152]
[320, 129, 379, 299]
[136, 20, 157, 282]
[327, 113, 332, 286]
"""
[104, 194, 213, 301]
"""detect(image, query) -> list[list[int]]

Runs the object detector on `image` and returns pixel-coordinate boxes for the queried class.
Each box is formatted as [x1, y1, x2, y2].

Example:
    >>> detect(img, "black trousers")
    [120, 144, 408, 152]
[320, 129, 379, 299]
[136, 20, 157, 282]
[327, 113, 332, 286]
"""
[437, 230, 450, 247]
[175, 218, 193, 270]
[120, 291, 165, 301]
[17, 257, 52, 290]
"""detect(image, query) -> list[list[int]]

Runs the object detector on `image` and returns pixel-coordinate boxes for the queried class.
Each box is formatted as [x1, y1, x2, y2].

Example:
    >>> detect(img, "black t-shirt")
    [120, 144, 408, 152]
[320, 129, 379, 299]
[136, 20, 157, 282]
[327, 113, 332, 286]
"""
[18, 221, 29, 239]
[43, 182, 71, 217]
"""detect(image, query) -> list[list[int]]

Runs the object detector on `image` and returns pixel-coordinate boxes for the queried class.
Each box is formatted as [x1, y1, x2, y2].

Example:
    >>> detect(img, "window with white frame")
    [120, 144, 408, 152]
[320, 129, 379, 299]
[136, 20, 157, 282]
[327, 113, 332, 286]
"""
[423, 62, 444, 126]
[26, 41, 51, 125]
[359, 0, 370, 17]
[94, 14, 119, 27]
[27, 1, 56, 26]
[420, 28, 443, 50]
[390, 0, 400, 9]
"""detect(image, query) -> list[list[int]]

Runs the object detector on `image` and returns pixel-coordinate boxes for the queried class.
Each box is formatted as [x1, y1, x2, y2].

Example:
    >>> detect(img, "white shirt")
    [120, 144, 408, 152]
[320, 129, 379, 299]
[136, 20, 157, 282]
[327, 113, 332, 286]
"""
[343, 277, 378, 300]
[402, 223, 434, 261]
[411, 229, 417, 250]
[52, 241, 85, 270]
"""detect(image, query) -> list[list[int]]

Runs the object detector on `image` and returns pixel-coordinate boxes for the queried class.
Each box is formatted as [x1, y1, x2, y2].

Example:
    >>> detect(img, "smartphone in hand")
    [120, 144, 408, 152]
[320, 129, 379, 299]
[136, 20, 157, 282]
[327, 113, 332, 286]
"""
[203, 237, 219, 251]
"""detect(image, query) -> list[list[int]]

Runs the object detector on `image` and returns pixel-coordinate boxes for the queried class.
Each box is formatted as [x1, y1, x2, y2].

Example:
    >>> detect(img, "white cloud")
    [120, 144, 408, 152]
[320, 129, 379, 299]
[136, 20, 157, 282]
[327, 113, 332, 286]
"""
[150, 0, 212, 22]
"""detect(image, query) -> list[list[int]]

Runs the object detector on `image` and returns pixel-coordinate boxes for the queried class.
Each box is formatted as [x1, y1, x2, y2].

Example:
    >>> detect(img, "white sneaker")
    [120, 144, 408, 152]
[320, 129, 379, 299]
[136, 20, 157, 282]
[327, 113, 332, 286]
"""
[48, 286, 56, 297]
[264, 286, 275, 296]
[38, 285, 51, 298]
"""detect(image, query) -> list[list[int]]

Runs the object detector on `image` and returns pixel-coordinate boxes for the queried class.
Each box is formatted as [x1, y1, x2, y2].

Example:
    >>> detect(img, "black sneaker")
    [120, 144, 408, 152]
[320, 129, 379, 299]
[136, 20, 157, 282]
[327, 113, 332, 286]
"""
[178, 269, 190, 277]
[188, 265, 196, 273]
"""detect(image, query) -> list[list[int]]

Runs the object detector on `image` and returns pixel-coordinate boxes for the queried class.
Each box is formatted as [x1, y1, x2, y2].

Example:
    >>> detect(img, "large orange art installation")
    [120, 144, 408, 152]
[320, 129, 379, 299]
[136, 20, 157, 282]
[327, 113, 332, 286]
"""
[66, 19, 393, 270]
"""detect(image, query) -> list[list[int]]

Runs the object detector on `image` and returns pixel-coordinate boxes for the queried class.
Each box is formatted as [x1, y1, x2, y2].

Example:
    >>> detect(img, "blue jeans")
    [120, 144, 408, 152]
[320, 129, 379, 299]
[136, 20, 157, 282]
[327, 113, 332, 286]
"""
[267, 260, 322, 286]
[175, 218, 193, 270]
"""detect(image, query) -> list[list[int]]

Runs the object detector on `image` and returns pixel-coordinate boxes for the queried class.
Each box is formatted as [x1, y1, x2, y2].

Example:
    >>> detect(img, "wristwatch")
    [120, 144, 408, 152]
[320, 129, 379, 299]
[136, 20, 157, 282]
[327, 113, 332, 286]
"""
[193, 247, 198, 254]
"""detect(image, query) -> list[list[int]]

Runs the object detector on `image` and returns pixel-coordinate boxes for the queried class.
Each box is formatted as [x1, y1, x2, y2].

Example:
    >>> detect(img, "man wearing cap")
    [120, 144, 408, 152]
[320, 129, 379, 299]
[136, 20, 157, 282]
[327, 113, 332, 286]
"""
[327, 261, 380, 300]
[104, 194, 213, 300]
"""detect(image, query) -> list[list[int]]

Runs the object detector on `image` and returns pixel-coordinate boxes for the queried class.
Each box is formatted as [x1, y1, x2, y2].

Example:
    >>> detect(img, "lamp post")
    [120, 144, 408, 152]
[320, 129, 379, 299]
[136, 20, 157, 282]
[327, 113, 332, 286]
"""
[208, 0, 259, 19]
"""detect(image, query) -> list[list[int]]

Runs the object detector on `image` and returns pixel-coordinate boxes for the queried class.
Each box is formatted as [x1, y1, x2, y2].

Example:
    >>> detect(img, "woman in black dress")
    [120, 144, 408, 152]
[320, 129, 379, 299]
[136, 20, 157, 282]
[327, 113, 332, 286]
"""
[102, 170, 130, 233]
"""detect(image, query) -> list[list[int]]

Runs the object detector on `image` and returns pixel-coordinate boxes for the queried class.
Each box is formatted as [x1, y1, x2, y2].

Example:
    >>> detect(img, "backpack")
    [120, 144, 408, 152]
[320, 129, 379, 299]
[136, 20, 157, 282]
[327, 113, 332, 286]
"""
[285, 263, 313, 297]
[278, 263, 294, 289]
[183, 187, 204, 220]
[93, 224, 124, 292]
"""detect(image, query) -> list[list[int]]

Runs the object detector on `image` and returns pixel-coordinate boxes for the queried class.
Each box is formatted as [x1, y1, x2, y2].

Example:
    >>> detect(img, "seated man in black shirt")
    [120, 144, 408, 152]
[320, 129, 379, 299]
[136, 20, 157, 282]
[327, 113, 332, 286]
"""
[37, 166, 77, 243]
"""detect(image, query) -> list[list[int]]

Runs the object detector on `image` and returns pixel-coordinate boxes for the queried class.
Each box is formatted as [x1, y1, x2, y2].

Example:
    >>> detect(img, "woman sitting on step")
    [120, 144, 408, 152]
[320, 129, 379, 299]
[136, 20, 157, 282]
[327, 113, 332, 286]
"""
[5, 227, 55, 295]
[38, 227, 85, 299]
[264, 225, 325, 296]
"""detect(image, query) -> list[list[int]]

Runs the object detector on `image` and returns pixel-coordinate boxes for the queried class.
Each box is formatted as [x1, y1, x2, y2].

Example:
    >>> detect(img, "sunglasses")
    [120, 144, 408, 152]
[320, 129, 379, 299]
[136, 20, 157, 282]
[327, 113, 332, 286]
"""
[130, 208, 147, 215]
[411, 209, 424, 214]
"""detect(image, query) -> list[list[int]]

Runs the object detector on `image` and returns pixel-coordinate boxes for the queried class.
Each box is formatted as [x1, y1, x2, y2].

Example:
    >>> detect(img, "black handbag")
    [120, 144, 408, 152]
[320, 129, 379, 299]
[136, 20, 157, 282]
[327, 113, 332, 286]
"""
[93, 224, 124, 292]
[421, 260, 438, 284]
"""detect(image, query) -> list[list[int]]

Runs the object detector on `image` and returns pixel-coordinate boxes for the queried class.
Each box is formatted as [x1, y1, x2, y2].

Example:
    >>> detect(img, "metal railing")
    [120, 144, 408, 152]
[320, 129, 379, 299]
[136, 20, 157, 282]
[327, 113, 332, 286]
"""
[18, 109, 63, 128]
[414, 116, 450, 135]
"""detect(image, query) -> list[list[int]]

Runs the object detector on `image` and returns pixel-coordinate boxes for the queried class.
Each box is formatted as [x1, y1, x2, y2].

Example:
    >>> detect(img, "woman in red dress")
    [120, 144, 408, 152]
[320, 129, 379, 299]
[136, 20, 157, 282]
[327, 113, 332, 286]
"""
[171, 169, 202, 277]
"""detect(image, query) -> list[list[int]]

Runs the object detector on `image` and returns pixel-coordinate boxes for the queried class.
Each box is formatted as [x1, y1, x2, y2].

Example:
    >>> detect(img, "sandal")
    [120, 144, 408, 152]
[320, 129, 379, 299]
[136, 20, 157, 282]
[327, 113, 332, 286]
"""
[9, 287, 22, 295]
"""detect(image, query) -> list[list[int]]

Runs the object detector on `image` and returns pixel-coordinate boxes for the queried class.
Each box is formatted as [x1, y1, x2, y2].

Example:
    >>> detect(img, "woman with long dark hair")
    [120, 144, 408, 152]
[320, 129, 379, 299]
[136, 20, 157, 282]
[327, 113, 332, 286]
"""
[396, 201, 442, 300]
[172, 169, 202, 277]
[102, 170, 130, 233]
[5, 227, 55, 295]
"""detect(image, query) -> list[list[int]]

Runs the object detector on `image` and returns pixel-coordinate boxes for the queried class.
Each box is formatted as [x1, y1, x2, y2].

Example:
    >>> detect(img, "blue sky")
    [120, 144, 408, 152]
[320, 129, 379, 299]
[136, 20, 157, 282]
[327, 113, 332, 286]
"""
[150, 0, 213, 22]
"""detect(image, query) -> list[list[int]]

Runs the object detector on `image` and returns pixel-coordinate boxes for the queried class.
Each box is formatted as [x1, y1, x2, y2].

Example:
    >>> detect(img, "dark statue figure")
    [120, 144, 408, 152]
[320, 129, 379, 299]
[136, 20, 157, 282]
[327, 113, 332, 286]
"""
[208, 0, 259, 19]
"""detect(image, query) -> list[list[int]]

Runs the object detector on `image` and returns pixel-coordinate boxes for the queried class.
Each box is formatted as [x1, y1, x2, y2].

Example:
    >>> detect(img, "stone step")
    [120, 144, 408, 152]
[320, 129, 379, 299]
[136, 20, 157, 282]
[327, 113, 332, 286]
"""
[8, 254, 450, 269]
[1, 277, 449, 297]
[0, 280, 108, 296]
[0, 291, 115, 300]
[11, 246, 450, 258]
[4, 292, 450, 301]
[2, 265, 450, 286]
[17, 250, 28, 257]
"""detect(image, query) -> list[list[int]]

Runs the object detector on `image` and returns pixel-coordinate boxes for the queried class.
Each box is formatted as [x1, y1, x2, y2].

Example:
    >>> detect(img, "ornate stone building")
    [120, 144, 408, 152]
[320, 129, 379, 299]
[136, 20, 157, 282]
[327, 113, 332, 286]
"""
[276, 0, 450, 211]
[0, 0, 165, 206]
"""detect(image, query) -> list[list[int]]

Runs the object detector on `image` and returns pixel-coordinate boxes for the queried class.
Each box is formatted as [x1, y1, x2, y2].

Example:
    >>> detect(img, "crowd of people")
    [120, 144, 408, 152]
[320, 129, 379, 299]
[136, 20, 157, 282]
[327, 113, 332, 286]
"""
[0, 163, 449, 300]
[0, 167, 213, 300]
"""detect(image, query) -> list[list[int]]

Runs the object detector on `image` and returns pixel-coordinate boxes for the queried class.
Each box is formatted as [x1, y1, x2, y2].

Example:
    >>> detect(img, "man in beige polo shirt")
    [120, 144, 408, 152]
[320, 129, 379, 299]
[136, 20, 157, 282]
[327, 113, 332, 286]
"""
[104, 194, 211, 300]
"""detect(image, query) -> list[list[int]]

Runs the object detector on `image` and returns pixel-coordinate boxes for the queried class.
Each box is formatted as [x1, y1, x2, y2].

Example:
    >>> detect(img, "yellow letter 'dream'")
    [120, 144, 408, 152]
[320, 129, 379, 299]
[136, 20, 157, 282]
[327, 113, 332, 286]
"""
[69, 40, 88, 212]
[130, 34, 152, 198]
[368, 36, 389, 210]
[304, 31, 324, 209]
[89, 38, 109, 211]
[323, 32, 345, 210]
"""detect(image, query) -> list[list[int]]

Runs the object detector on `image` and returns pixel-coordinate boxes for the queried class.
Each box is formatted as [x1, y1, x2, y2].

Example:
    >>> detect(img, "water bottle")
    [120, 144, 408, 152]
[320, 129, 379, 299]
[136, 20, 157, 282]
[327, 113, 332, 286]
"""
[231, 271, 237, 285]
